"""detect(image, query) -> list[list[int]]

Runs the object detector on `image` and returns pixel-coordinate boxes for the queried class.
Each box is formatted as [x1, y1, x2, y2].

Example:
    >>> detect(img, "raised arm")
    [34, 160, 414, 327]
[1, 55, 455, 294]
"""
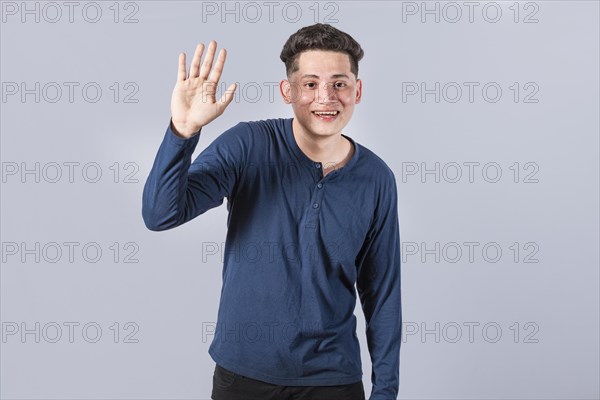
[142, 41, 241, 231]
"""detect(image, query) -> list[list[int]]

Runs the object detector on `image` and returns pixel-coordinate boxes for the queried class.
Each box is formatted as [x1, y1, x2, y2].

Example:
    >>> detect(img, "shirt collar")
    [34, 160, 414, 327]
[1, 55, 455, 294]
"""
[285, 117, 359, 176]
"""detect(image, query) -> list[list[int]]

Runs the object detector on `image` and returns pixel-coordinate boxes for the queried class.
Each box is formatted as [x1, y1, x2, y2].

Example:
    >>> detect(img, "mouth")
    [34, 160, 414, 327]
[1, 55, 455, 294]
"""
[311, 110, 340, 121]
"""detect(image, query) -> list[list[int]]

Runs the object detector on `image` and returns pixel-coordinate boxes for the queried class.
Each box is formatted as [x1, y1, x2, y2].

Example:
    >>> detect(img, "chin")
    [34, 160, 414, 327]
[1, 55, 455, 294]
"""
[311, 118, 348, 132]
[310, 125, 341, 136]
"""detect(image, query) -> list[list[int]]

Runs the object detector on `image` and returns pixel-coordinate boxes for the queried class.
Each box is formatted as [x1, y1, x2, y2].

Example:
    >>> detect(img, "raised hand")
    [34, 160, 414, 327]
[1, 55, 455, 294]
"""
[170, 41, 237, 138]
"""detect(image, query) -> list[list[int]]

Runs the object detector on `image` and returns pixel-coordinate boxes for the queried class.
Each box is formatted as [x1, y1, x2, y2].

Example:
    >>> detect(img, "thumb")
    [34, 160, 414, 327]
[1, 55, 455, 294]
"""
[218, 82, 237, 110]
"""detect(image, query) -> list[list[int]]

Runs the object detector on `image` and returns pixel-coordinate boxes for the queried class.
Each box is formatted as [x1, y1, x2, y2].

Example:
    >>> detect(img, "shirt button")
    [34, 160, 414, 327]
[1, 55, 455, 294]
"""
[312, 202, 319, 209]
[317, 183, 323, 189]
[315, 163, 321, 169]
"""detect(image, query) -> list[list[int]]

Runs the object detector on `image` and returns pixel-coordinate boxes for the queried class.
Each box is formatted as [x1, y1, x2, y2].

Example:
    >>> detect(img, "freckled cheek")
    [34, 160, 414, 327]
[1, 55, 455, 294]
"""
[298, 91, 316, 103]
[336, 91, 355, 103]
[292, 94, 316, 111]
[290, 95, 312, 111]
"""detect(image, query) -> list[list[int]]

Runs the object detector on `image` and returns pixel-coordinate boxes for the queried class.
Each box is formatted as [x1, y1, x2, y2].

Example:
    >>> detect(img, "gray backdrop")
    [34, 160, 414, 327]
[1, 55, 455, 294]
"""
[1, 1, 598, 399]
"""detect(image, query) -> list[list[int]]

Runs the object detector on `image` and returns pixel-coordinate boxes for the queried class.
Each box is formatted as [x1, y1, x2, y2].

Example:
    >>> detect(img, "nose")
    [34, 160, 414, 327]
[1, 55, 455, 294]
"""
[315, 82, 338, 103]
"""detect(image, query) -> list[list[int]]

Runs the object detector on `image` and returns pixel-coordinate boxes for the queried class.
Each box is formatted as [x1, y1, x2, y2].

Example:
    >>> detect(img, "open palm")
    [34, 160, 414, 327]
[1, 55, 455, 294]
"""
[170, 40, 237, 138]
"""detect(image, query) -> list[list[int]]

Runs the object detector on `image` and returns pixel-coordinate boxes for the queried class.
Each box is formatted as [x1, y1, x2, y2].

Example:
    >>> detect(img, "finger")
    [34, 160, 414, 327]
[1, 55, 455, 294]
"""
[208, 48, 226, 83]
[189, 43, 204, 79]
[218, 82, 237, 108]
[199, 40, 217, 80]
[177, 52, 186, 82]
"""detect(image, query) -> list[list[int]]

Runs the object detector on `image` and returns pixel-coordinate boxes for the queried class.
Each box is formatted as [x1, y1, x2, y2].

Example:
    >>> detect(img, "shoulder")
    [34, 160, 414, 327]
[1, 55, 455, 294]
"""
[219, 118, 288, 144]
[353, 144, 400, 230]
[203, 118, 289, 166]
[355, 142, 397, 190]
[352, 142, 399, 214]
[207, 118, 285, 148]
[237, 118, 289, 136]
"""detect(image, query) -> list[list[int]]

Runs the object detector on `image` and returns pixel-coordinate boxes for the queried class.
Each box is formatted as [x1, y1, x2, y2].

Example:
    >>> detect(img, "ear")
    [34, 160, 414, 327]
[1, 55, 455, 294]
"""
[355, 78, 362, 104]
[280, 79, 292, 104]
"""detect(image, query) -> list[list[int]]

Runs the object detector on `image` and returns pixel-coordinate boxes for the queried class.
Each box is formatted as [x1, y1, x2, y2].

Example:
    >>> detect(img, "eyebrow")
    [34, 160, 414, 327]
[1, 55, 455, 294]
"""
[300, 74, 351, 80]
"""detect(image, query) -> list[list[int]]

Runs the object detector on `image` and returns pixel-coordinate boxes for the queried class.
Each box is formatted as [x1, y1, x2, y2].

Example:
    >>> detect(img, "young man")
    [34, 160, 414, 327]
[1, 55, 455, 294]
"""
[142, 23, 401, 400]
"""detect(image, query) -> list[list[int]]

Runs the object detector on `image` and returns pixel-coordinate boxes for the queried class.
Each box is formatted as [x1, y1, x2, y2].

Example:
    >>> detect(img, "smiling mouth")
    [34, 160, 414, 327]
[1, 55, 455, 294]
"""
[312, 111, 340, 120]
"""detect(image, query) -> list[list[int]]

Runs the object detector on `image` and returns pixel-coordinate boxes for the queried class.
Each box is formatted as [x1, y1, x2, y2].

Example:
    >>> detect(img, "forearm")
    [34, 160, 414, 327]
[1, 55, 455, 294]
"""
[141, 119, 201, 231]
[366, 278, 402, 400]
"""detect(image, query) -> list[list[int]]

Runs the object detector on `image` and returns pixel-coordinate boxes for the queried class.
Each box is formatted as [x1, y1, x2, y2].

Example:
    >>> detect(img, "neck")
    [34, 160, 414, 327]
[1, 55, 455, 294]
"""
[292, 118, 352, 167]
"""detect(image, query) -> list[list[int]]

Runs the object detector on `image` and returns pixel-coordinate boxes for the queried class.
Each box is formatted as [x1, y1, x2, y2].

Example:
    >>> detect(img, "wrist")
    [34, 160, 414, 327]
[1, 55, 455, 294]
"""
[170, 119, 201, 139]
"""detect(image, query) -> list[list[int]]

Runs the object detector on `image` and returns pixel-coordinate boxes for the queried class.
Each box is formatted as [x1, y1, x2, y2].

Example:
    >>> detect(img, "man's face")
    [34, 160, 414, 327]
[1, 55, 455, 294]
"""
[280, 50, 362, 138]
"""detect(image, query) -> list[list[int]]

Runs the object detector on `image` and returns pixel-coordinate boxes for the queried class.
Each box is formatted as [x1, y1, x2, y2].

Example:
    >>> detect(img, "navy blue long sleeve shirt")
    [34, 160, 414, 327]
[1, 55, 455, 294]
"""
[142, 117, 401, 399]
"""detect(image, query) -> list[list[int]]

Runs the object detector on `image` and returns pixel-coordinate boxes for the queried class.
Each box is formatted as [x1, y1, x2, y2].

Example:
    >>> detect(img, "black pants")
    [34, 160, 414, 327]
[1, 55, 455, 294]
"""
[212, 364, 366, 400]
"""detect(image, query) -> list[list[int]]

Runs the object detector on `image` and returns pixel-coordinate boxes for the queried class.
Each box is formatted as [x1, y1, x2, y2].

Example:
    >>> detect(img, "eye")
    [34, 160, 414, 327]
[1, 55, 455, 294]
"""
[304, 82, 316, 88]
[334, 82, 347, 88]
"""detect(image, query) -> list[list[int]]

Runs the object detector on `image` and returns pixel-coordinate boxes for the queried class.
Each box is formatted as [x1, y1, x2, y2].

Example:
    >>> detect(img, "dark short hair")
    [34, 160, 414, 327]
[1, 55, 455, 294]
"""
[280, 23, 364, 78]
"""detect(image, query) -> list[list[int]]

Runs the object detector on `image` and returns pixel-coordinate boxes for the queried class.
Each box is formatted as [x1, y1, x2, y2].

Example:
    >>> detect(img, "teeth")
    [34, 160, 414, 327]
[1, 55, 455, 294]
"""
[314, 111, 338, 116]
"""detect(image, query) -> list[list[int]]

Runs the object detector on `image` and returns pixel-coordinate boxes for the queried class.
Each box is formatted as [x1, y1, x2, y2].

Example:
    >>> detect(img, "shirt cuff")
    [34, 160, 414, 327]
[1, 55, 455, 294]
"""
[166, 119, 201, 147]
